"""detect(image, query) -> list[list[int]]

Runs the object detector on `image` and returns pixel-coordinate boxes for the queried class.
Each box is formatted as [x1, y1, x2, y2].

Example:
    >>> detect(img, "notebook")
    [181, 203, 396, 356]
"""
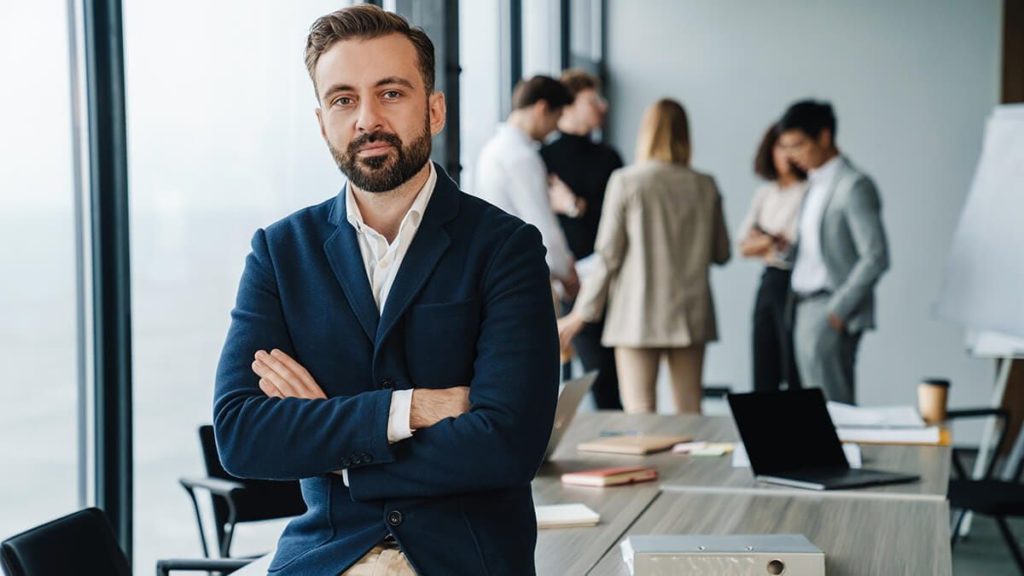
[578, 434, 691, 455]
[535, 503, 600, 529]
[561, 466, 658, 487]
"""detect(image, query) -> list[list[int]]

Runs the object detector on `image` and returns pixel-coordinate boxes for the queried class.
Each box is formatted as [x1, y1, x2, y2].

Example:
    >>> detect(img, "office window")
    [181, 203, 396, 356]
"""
[569, 0, 603, 71]
[522, 0, 563, 77]
[122, 1, 352, 571]
[460, 0, 503, 192]
[0, 0, 82, 540]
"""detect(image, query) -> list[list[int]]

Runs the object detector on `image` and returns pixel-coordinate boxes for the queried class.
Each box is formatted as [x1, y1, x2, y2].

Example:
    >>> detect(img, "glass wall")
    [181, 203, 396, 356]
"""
[122, 1, 351, 570]
[460, 0, 503, 192]
[0, 0, 82, 541]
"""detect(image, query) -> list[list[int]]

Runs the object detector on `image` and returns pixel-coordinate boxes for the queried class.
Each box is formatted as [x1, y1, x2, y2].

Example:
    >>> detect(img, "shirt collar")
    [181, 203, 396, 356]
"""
[498, 123, 536, 148]
[808, 155, 842, 185]
[345, 162, 437, 235]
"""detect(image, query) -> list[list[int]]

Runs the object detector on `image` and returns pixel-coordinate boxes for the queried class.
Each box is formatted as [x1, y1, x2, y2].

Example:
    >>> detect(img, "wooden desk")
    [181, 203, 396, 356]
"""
[551, 412, 951, 501]
[532, 475, 658, 575]
[588, 491, 952, 576]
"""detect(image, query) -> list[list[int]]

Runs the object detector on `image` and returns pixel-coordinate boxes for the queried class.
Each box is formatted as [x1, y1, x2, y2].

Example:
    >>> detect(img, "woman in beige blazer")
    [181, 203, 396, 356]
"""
[559, 99, 730, 414]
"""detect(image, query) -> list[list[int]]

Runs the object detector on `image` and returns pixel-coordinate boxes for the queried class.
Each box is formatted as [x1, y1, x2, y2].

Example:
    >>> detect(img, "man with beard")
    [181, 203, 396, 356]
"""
[213, 5, 559, 575]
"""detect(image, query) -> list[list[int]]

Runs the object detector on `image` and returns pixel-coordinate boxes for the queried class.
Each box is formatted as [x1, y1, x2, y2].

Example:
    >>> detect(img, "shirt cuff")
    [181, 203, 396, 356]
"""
[341, 468, 349, 486]
[387, 389, 415, 443]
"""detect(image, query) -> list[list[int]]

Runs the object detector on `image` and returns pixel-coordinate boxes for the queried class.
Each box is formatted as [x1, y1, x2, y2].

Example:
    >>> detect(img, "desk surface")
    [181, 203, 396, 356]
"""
[532, 476, 658, 575]
[588, 491, 952, 576]
[549, 411, 951, 501]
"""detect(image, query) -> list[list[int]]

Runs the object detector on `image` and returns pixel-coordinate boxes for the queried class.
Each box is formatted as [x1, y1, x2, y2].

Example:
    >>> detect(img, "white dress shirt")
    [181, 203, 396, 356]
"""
[473, 123, 574, 278]
[792, 155, 842, 294]
[736, 181, 808, 269]
[340, 163, 437, 484]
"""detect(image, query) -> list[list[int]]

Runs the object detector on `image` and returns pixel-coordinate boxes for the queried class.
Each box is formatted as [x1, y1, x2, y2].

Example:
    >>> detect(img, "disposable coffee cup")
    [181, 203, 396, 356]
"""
[918, 378, 951, 424]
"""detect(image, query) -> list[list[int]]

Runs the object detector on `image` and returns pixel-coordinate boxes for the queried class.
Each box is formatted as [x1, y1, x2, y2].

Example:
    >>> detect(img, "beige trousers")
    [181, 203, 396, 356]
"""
[341, 543, 416, 576]
[614, 345, 706, 414]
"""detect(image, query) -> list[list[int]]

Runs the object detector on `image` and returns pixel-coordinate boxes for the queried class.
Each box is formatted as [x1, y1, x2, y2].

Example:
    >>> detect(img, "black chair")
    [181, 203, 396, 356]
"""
[180, 425, 306, 557]
[0, 507, 249, 576]
[947, 407, 1024, 573]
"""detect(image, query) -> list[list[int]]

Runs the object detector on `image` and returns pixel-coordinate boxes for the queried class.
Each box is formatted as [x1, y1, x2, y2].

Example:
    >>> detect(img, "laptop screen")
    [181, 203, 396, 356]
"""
[728, 389, 849, 475]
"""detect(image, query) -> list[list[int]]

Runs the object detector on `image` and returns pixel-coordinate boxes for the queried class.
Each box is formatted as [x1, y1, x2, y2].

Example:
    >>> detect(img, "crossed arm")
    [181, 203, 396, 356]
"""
[214, 223, 559, 498]
[252, 348, 469, 432]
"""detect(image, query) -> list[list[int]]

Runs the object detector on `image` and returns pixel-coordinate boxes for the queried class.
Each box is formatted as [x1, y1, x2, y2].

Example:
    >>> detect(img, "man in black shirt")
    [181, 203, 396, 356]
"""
[540, 69, 624, 410]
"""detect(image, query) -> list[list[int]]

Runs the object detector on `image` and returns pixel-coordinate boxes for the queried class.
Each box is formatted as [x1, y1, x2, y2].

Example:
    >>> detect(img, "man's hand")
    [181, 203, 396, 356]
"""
[549, 175, 586, 218]
[409, 387, 471, 429]
[557, 310, 585, 353]
[827, 313, 846, 333]
[559, 267, 580, 300]
[252, 349, 327, 399]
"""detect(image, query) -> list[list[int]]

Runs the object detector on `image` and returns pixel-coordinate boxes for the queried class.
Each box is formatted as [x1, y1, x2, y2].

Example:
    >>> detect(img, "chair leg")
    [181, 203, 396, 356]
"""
[951, 508, 968, 548]
[183, 485, 211, 558]
[994, 515, 1024, 574]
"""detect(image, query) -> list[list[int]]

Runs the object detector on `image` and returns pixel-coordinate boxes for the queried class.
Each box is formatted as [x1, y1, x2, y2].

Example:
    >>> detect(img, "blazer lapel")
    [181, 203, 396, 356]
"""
[375, 165, 460, 348]
[324, 187, 379, 342]
[817, 156, 849, 240]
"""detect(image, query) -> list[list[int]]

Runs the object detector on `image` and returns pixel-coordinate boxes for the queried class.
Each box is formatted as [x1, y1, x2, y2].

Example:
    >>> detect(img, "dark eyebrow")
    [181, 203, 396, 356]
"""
[320, 77, 415, 103]
[375, 76, 415, 90]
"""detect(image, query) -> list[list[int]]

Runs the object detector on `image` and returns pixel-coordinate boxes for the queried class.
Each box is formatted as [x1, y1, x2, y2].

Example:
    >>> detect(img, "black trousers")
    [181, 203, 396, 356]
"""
[752, 267, 802, 392]
[561, 302, 622, 410]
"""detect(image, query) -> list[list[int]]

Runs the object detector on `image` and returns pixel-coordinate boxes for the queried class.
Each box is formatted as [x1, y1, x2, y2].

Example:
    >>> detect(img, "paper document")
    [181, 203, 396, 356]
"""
[732, 442, 862, 469]
[837, 426, 941, 445]
[535, 503, 600, 529]
[826, 402, 925, 428]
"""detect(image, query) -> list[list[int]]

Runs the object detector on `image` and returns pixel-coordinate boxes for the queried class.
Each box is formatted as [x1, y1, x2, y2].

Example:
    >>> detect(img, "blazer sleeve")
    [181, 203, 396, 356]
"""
[573, 170, 629, 323]
[345, 223, 560, 500]
[828, 176, 890, 321]
[710, 178, 732, 265]
[212, 229, 396, 480]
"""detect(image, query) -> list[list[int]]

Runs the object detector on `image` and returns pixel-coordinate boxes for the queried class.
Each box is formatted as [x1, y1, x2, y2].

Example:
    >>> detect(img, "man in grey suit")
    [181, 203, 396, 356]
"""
[777, 100, 889, 404]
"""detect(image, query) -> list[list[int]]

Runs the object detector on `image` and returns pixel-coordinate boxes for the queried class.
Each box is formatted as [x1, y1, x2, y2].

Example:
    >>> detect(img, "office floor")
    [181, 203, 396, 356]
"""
[953, 515, 1023, 575]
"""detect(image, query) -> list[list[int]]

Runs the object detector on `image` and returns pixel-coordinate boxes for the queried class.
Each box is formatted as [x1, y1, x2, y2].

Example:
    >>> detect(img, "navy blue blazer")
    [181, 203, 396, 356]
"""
[213, 165, 559, 575]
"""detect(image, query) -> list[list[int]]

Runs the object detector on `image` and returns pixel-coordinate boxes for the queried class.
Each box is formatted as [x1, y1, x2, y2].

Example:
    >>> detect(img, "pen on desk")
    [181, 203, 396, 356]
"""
[598, 430, 640, 437]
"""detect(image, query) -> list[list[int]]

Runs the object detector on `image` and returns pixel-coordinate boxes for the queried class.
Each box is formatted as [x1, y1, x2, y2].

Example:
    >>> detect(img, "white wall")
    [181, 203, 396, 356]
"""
[605, 0, 1002, 417]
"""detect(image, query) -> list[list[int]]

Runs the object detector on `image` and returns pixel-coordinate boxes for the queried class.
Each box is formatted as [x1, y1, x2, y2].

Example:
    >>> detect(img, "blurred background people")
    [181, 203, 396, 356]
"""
[558, 99, 730, 414]
[475, 76, 579, 298]
[778, 100, 889, 405]
[541, 69, 624, 409]
[737, 125, 807, 393]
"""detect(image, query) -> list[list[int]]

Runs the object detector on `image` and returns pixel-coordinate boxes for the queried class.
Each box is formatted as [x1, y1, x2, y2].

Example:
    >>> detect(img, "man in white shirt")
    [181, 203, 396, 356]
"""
[475, 75, 580, 297]
[778, 100, 890, 404]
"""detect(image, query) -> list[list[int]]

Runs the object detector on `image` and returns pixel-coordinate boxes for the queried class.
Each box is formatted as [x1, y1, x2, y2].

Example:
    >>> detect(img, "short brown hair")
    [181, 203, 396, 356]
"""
[511, 75, 574, 111]
[560, 69, 601, 100]
[635, 98, 690, 166]
[304, 5, 435, 98]
[754, 125, 806, 181]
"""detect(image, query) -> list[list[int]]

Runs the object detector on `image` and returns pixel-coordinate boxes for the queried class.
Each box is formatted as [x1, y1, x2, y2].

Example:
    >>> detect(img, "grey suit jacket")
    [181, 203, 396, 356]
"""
[790, 156, 890, 332]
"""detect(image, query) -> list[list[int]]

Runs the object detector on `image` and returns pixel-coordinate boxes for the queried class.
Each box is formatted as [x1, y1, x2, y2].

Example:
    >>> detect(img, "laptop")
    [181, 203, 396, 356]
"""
[543, 372, 598, 461]
[727, 389, 919, 491]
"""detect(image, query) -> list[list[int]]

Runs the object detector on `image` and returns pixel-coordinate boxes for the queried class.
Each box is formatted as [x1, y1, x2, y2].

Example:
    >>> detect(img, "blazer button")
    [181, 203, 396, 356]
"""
[387, 510, 403, 526]
[380, 379, 394, 390]
[362, 454, 373, 464]
[341, 458, 352, 467]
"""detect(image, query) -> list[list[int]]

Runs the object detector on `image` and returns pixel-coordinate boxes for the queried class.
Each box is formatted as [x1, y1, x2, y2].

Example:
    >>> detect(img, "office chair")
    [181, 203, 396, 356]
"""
[179, 425, 306, 557]
[946, 407, 1024, 573]
[0, 507, 249, 576]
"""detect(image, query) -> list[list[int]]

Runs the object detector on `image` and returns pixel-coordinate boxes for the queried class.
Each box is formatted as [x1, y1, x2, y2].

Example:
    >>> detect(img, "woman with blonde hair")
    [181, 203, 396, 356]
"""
[559, 98, 730, 414]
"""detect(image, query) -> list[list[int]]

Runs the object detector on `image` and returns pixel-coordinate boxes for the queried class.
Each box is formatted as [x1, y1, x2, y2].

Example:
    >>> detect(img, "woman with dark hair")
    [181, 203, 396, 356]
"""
[738, 125, 807, 392]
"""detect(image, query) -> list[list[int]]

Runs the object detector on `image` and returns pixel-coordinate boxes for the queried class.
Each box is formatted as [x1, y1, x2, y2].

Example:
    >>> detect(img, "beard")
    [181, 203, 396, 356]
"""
[329, 118, 432, 193]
